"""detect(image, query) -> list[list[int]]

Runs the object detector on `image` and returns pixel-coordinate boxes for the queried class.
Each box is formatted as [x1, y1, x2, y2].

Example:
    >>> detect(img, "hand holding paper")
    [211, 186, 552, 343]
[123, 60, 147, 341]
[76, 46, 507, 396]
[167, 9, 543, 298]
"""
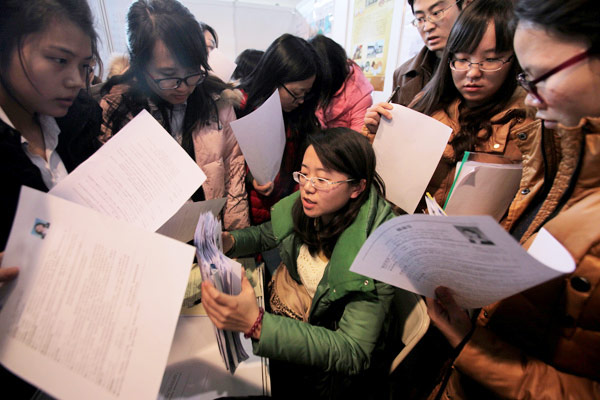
[372, 105, 452, 213]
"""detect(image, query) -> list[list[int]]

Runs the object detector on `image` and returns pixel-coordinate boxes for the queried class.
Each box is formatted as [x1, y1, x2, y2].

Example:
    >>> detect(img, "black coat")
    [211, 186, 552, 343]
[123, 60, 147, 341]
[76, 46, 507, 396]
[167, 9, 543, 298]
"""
[0, 89, 102, 250]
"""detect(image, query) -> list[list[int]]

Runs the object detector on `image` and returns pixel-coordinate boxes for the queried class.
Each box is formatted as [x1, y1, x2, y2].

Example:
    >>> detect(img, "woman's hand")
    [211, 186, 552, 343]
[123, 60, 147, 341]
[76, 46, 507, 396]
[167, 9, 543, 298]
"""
[364, 102, 394, 135]
[426, 286, 472, 348]
[0, 252, 19, 283]
[221, 232, 234, 254]
[201, 268, 262, 338]
[253, 179, 274, 196]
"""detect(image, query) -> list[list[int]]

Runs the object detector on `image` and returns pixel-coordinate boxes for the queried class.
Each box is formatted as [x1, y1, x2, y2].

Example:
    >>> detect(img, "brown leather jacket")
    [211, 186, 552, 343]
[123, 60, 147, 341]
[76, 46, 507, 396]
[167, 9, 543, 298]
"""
[425, 88, 539, 208]
[391, 46, 438, 107]
[438, 117, 600, 399]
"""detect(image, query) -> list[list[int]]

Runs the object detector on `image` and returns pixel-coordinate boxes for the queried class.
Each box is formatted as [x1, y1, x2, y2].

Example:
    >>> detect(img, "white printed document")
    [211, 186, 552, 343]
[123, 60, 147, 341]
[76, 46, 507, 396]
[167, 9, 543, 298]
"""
[372, 105, 452, 214]
[230, 90, 285, 185]
[0, 187, 195, 400]
[50, 110, 207, 231]
[350, 214, 575, 308]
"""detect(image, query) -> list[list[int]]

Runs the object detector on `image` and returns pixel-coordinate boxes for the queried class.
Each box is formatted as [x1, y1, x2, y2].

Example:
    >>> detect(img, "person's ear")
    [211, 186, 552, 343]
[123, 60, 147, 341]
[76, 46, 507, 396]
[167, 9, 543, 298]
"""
[350, 179, 367, 199]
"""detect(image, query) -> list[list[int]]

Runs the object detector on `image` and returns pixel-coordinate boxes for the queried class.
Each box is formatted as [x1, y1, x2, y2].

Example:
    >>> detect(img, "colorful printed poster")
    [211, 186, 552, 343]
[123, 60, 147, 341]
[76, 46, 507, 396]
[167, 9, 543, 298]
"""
[350, 0, 395, 91]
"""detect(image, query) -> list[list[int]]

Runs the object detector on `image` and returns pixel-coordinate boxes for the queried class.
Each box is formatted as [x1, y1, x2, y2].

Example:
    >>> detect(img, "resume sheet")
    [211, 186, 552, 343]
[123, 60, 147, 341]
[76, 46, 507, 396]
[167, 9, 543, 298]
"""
[372, 105, 452, 214]
[230, 90, 285, 185]
[0, 187, 195, 400]
[350, 214, 575, 308]
[50, 110, 207, 231]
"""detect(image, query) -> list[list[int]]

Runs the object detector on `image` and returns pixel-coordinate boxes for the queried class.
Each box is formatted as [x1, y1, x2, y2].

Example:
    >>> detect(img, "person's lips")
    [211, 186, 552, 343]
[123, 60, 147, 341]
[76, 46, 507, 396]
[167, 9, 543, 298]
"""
[301, 196, 316, 210]
[426, 36, 441, 45]
[55, 97, 75, 108]
[463, 84, 483, 92]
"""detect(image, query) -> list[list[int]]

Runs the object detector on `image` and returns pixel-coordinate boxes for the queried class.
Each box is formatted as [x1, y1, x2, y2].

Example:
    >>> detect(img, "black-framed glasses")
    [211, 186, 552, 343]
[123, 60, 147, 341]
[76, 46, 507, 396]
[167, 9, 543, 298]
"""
[280, 84, 314, 103]
[150, 71, 208, 90]
[449, 55, 514, 72]
[517, 50, 590, 103]
[411, 0, 459, 28]
[293, 171, 354, 191]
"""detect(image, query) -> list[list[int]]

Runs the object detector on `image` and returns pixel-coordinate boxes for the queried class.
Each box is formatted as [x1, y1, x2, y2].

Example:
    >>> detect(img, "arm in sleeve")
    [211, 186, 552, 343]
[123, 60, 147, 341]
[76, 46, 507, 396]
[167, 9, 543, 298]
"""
[229, 221, 278, 258]
[349, 93, 373, 133]
[219, 106, 250, 230]
[253, 281, 395, 375]
[454, 326, 600, 399]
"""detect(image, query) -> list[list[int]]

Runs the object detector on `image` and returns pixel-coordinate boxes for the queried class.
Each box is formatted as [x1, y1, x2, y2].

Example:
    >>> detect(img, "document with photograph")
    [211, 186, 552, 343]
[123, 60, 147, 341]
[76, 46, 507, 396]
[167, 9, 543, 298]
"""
[50, 110, 207, 231]
[0, 187, 195, 400]
[230, 90, 285, 185]
[372, 104, 452, 214]
[350, 214, 575, 308]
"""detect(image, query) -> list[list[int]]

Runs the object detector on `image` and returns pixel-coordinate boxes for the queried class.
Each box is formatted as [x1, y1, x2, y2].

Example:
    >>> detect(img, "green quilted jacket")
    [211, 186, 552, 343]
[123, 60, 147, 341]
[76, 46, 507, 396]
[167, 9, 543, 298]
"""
[230, 186, 396, 374]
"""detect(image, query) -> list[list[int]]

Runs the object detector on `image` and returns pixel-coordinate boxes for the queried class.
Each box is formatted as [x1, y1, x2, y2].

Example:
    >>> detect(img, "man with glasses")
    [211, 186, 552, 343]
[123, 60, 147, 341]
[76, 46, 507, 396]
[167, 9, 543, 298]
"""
[364, 0, 466, 138]
[391, 0, 464, 106]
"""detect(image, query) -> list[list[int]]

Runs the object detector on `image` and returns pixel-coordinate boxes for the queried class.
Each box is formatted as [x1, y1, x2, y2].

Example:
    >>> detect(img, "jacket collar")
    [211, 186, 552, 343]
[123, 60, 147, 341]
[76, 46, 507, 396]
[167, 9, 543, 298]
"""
[270, 186, 394, 294]
[401, 46, 438, 79]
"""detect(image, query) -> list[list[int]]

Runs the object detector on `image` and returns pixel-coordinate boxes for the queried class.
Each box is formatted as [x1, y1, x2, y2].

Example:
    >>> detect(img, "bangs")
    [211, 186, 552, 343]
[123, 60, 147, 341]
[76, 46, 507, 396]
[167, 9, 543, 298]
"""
[447, 2, 515, 55]
[157, 16, 207, 71]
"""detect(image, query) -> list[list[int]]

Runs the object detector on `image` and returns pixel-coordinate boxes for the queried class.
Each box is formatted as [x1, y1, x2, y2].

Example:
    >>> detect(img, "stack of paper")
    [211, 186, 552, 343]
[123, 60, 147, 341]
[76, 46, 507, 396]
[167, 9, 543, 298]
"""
[194, 212, 249, 373]
[444, 152, 522, 221]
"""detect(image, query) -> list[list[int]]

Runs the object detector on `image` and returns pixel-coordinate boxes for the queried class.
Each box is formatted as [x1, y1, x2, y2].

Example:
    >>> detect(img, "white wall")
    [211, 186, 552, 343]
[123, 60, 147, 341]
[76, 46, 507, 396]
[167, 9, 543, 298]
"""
[91, 0, 423, 93]
[90, 0, 306, 79]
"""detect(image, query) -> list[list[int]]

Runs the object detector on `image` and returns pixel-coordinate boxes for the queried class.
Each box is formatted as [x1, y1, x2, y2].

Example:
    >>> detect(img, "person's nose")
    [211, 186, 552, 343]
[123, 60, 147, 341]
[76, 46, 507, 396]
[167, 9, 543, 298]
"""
[466, 64, 483, 79]
[302, 179, 316, 193]
[423, 19, 436, 32]
[65, 65, 86, 90]
[524, 92, 544, 109]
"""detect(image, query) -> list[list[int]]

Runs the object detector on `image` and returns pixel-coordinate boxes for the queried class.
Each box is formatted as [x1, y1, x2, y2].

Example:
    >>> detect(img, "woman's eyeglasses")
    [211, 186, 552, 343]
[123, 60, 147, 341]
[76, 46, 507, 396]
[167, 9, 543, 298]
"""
[293, 171, 354, 191]
[517, 50, 590, 103]
[280, 84, 314, 103]
[150, 71, 208, 90]
[449, 55, 514, 72]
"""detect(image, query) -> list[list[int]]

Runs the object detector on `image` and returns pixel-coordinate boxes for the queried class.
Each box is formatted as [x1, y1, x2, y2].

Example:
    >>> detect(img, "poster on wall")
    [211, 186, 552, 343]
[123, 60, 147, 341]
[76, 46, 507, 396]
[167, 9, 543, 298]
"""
[297, 0, 335, 36]
[350, 0, 395, 91]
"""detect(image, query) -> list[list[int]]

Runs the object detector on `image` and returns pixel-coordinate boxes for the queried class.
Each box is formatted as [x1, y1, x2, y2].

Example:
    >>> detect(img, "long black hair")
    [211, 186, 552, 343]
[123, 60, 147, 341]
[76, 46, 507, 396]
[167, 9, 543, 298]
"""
[308, 35, 351, 111]
[0, 0, 101, 100]
[292, 128, 385, 258]
[239, 34, 321, 143]
[102, 0, 230, 159]
[411, 0, 523, 161]
[232, 49, 264, 81]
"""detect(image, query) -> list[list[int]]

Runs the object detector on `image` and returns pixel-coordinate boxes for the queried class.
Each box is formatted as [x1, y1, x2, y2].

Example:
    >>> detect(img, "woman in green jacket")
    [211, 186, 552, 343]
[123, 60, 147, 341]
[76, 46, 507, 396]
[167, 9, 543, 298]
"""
[202, 128, 397, 398]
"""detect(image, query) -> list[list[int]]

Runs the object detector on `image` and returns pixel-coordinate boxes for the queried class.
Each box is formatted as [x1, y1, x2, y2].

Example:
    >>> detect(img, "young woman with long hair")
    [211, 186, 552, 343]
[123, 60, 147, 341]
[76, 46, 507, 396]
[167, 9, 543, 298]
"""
[365, 0, 540, 209]
[0, 0, 102, 252]
[202, 128, 403, 399]
[426, 0, 600, 397]
[100, 0, 249, 230]
[309, 34, 373, 132]
[0, 0, 103, 393]
[237, 33, 321, 225]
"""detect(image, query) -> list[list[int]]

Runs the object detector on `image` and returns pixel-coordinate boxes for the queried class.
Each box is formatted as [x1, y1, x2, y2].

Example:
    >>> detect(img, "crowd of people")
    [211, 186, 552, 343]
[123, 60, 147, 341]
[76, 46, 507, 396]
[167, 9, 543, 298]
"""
[0, 0, 598, 398]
